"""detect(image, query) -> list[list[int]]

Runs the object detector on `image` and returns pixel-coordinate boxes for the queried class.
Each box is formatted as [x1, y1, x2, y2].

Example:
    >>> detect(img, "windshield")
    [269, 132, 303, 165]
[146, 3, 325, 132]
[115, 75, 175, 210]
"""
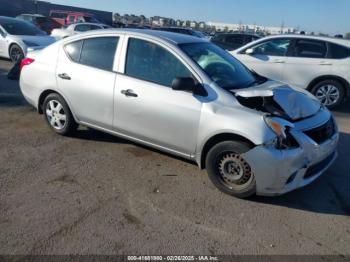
[193, 30, 206, 38]
[180, 42, 256, 90]
[1, 20, 46, 36]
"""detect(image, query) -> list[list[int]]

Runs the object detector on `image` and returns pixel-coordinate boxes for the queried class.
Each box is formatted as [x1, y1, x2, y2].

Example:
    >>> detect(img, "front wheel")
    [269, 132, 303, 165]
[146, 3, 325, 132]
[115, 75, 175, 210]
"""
[9, 44, 24, 63]
[43, 93, 78, 136]
[311, 80, 345, 109]
[205, 141, 256, 198]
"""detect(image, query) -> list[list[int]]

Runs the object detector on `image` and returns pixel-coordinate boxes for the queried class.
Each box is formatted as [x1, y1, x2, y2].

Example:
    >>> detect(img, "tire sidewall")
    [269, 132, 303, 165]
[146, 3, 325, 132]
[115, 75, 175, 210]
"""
[311, 80, 345, 109]
[9, 44, 24, 63]
[43, 93, 77, 135]
[205, 141, 256, 198]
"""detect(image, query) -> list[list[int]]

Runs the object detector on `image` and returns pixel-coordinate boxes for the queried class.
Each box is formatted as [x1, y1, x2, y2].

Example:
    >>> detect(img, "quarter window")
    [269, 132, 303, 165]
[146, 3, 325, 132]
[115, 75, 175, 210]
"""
[328, 43, 350, 59]
[125, 38, 192, 87]
[250, 39, 291, 56]
[294, 39, 327, 58]
[64, 37, 119, 71]
[65, 40, 82, 62]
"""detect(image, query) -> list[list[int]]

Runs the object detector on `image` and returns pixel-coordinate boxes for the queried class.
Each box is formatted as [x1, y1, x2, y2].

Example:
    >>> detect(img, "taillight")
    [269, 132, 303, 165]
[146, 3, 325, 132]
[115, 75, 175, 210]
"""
[20, 58, 35, 70]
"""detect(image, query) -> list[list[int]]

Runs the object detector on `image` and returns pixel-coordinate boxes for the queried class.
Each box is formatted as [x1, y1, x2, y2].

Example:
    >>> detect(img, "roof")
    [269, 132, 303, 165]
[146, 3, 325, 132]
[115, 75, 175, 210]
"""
[18, 14, 45, 17]
[0, 16, 22, 23]
[260, 34, 350, 47]
[76, 28, 208, 45]
[50, 10, 93, 16]
[214, 32, 261, 37]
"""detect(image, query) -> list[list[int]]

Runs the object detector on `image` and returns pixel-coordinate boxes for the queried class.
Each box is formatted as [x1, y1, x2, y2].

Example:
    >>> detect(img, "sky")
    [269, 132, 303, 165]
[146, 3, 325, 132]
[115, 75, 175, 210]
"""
[48, 0, 349, 34]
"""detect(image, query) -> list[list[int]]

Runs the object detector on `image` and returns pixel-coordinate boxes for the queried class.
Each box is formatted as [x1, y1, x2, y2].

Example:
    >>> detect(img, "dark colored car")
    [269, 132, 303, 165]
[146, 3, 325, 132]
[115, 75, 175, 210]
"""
[16, 14, 61, 34]
[153, 27, 206, 38]
[211, 33, 261, 51]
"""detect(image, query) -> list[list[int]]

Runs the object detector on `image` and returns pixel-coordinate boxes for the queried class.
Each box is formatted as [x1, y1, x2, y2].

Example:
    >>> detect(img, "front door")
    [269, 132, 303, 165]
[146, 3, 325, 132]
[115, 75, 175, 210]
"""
[235, 38, 292, 83]
[114, 37, 203, 155]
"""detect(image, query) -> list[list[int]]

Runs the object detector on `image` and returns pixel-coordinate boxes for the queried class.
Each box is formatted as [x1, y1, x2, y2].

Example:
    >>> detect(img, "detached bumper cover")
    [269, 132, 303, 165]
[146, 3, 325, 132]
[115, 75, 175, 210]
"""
[243, 119, 339, 196]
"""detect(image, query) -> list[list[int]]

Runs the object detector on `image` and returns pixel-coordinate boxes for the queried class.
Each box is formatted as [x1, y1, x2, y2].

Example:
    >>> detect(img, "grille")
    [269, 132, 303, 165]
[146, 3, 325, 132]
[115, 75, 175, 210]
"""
[304, 152, 336, 179]
[304, 118, 335, 144]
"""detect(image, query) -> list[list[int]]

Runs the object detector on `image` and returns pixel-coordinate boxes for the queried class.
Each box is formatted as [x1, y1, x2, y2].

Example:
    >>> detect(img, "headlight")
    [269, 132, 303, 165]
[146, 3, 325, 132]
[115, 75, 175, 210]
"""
[23, 40, 39, 47]
[264, 116, 299, 149]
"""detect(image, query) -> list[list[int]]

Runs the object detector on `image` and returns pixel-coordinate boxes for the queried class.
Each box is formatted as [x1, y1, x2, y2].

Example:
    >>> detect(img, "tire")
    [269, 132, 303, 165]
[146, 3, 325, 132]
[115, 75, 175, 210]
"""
[205, 141, 256, 199]
[9, 44, 24, 63]
[311, 79, 345, 109]
[43, 93, 78, 136]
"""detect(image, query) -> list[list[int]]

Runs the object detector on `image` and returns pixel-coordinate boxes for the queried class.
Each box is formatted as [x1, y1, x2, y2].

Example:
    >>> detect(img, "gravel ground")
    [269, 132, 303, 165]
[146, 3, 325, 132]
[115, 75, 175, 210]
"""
[0, 58, 349, 256]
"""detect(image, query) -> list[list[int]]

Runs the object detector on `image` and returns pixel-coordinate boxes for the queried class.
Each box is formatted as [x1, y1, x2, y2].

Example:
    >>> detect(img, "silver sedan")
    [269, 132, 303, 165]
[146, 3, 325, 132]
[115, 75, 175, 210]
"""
[19, 29, 338, 198]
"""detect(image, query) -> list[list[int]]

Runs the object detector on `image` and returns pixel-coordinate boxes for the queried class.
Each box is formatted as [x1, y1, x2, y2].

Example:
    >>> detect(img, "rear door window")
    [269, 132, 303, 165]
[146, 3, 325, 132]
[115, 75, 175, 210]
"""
[293, 39, 327, 58]
[64, 37, 119, 71]
[328, 43, 350, 59]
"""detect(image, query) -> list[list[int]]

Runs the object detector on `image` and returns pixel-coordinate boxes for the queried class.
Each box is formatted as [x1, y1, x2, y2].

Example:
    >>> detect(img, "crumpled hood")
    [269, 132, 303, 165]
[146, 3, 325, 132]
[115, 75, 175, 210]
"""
[234, 81, 321, 121]
[14, 35, 56, 47]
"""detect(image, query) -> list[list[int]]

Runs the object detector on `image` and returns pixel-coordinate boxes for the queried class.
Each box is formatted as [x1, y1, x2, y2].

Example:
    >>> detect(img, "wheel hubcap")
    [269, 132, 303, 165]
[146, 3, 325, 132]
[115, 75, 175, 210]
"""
[218, 153, 253, 189]
[10, 47, 23, 62]
[46, 100, 67, 130]
[315, 85, 340, 106]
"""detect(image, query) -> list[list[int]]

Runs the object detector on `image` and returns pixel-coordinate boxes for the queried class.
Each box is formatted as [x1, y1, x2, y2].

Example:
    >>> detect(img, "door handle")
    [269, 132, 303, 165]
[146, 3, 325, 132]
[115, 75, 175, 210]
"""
[319, 61, 332, 66]
[58, 73, 71, 80]
[121, 89, 138, 97]
[273, 60, 285, 64]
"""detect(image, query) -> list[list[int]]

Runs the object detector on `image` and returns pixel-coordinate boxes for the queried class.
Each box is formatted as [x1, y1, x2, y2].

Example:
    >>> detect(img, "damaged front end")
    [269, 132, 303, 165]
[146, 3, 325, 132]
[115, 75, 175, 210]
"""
[233, 81, 322, 150]
[231, 81, 339, 196]
[234, 81, 321, 121]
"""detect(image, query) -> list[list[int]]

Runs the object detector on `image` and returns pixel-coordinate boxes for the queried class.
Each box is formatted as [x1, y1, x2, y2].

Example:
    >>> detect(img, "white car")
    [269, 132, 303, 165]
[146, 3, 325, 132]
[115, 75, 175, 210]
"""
[0, 16, 55, 62]
[231, 35, 350, 108]
[51, 23, 110, 40]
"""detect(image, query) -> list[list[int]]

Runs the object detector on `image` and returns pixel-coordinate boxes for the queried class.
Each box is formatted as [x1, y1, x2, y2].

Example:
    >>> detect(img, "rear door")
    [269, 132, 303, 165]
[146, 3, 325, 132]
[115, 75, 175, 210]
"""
[283, 38, 330, 88]
[56, 35, 122, 129]
[235, 38, 292, 82]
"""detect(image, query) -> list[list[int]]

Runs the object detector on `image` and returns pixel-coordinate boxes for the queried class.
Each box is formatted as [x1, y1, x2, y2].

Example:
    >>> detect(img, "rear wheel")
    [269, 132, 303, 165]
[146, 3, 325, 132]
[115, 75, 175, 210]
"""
[311, 79, 345, 109]
[9, 44, 24, 63]
[43, 93, 78, 136]
[205, 141, 256, 198]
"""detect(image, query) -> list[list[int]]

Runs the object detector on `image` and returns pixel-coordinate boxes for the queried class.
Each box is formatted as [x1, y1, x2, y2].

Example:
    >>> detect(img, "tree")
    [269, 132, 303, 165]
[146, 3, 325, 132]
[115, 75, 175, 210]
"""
[346, 32, 350, 39]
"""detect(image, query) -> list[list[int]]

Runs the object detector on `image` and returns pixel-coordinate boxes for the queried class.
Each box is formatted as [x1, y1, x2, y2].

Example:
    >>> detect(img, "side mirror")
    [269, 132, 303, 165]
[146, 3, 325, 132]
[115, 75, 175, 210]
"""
[245, 48, 254, 55]
[172, 77, 206, 96]
[0, 31, 7, 38]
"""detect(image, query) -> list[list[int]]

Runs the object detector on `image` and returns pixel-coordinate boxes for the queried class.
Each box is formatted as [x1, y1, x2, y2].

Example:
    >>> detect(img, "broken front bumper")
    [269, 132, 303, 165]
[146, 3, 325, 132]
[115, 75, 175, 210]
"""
[243, 115, 339, 196]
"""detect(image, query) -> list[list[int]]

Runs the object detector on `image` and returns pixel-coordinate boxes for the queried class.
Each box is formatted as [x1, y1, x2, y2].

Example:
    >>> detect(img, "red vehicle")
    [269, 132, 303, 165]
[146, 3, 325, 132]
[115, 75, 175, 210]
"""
[49, 10, 101, 26]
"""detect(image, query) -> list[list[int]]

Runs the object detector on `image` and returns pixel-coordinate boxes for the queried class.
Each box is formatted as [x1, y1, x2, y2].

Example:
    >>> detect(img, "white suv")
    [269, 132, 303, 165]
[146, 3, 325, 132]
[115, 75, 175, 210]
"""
[231, 35, 350, 108]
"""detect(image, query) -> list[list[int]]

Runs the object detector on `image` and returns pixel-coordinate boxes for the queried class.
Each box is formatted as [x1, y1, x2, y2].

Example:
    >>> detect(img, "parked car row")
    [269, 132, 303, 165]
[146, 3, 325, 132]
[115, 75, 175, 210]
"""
[19, 29, 339, 198]
[51, 22, 111, 40]
[0, 16, 55, 62]
[0, 15, 111, 62]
